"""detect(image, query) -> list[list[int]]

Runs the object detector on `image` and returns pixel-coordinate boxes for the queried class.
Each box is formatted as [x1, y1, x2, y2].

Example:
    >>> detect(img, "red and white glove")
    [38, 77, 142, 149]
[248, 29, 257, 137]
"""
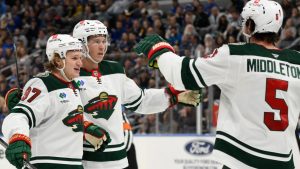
[165, 85, 201, 107]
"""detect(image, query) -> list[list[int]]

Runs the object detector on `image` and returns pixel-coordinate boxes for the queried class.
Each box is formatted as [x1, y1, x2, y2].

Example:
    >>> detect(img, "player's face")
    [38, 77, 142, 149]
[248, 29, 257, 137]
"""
[87, 35, 107, 63]
[64, 50, 83, 79]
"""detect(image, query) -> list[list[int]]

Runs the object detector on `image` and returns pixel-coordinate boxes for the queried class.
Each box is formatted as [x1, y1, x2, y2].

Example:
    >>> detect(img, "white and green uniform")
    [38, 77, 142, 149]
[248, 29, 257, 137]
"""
[2, 72, 84, 169]
[122, 112, 133, 152]
[76, 60, 170, 169]
[157, 43, 300, 169]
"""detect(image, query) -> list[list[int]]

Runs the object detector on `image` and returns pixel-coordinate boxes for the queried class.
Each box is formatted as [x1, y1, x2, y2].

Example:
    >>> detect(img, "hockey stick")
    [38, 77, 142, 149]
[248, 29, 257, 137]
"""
[6, 28, 22, 97]
[0, 137, 37, 169]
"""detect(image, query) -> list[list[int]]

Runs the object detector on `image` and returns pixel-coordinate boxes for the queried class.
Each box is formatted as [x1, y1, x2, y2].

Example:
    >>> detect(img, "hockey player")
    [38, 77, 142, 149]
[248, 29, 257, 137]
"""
[135, 0, 300, 168]
[72, 20, 200, 169]
[2, 34, 110, 169]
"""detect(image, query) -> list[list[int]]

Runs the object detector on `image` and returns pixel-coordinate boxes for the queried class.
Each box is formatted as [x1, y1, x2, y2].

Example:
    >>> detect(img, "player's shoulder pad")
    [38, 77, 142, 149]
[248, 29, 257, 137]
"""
[99, 60, 125, 75]
[283, 49, 300, 65]
[227, 43, 252, 55]
[23, 77, 47, 92]
[34, 71, 51, 78]
[33, 71, 67, 92]
[228, 42, 247, 46]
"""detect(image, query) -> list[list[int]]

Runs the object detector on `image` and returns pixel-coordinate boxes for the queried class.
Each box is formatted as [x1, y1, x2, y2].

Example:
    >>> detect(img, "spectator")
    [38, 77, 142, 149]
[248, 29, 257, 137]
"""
[193, 1, 210, 29]
[35, 29, 48, 50]
[0, 74, 9, 97]
[147, 1, 163, 17]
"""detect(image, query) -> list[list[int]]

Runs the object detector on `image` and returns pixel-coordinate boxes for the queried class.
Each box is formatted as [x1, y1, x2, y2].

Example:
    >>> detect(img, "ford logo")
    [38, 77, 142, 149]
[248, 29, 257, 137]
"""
[185, 140, 214, 156]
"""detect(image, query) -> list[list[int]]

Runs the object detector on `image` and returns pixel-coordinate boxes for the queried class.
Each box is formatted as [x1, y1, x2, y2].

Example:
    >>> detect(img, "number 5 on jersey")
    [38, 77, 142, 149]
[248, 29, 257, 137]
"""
[264, 78, 288, 131]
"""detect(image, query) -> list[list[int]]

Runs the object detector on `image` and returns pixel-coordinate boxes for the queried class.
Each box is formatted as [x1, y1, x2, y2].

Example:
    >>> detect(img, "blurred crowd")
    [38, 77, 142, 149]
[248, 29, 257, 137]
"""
[1, 0, 300, 135]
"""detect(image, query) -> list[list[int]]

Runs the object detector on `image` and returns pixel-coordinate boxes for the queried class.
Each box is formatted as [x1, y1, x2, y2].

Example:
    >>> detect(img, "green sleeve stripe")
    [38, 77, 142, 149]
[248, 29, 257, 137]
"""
[123, 90, 143, 107]
[181, 57, 201, 90]
[126, 102, 141, 112]
[192, 59, 207, 87]
[33, 163, 83, 169]
[83, 148, 127, 162]
[125, 130, 131, 151]
[84, 142, 124, 149]
[12, 103, 36, 128]
[217, 131, 291, 157]
[31, 156, 82, 162]
[214, 138, 294, 169]
[11, 108, 32, 128]
[16, 103, 36, 127]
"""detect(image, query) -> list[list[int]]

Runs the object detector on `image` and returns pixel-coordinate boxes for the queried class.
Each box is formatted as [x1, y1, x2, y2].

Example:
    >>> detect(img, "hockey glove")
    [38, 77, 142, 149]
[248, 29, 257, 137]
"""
[135, 34, 175, 69]
[165, 85, 201, 107]
[6, 134, 32, 169]
[84, 121, 111, 151]
[5, 88, 22, 111]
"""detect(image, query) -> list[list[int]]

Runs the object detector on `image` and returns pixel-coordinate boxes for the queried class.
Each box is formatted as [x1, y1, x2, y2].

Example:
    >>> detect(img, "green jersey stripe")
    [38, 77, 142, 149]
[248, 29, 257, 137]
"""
[126, 102, 141, 112]
[11, 108, 33, 128]
[83, 148, 127, 162]
[15, 103, 36, 127]
[228, 43, 300, 65]
[84, 142, 124, 149]
[39, 73, 70, 92]
[214, 138, 294, 169]
[99, 60, 125, 75]
[181, 57, 201, 90]
[33, 163, 83, 169]
[217, 131, 291, 157]
[123, 90, 143, 107]
[192, 59, 207, 87]
[31, 156, 82, 162]
[125, 130, 131, 151]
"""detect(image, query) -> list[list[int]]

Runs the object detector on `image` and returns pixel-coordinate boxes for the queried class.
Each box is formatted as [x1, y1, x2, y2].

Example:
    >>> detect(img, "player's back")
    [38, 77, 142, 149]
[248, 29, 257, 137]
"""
[214, 43, 300, 169]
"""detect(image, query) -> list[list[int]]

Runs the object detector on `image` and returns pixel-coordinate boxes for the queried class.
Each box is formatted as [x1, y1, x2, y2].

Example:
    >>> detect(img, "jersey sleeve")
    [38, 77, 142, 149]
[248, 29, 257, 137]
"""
[11, 78, 51, 129]
[122, 76, 169, 114]
[157, 45, 231, 90]
[2, 113, 30, 140]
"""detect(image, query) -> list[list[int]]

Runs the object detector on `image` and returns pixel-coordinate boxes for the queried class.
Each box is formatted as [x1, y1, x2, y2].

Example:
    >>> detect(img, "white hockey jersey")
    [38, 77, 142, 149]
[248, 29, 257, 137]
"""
[2, 72, 84, 169]
[76, 60, 170, 169]
[158, 43, 300, 169]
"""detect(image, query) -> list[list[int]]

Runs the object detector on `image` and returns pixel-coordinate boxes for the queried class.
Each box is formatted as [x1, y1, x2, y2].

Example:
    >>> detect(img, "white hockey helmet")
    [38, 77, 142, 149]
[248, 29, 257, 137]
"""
[46, 34, 84, 61]
[241, 0, 283, 36]
[72, 20, 109, 63]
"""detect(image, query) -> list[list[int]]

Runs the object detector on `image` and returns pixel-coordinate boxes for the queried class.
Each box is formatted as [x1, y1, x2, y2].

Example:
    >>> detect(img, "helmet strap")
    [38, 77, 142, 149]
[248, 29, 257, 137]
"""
[86, 44, 108, 64]
[56, 60, 72, 82]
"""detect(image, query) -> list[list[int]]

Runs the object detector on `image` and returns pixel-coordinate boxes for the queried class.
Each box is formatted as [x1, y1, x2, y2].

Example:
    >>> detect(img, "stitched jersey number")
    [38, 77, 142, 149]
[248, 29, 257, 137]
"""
[264, 78, 288, 131]
[21, 87, 41, 103]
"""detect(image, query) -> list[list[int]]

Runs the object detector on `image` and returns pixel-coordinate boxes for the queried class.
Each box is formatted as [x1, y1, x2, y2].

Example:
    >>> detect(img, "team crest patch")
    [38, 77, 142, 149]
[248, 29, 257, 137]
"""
[84, 92, 118, 120]
[62, 105, 83, 132]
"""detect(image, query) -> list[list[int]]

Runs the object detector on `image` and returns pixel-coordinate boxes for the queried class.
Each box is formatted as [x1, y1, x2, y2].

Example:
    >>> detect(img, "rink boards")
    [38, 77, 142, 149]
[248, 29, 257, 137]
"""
[1, 134, 300, 169]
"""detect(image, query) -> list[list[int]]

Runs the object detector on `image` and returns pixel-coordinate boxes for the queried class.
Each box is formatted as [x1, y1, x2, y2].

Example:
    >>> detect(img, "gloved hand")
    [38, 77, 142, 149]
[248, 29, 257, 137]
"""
[165, 85, 201, 107]
[135, 34, 175, 68]
[84, 121, 111, 151]
[5, 88, 22, 111]
[6, 134, 32, 169]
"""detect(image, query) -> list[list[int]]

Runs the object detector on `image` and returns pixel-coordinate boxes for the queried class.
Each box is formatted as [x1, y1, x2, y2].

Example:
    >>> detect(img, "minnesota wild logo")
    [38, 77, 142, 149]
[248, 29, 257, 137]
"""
[84, 92, 118, 120]
[62, 105, 83, 132]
